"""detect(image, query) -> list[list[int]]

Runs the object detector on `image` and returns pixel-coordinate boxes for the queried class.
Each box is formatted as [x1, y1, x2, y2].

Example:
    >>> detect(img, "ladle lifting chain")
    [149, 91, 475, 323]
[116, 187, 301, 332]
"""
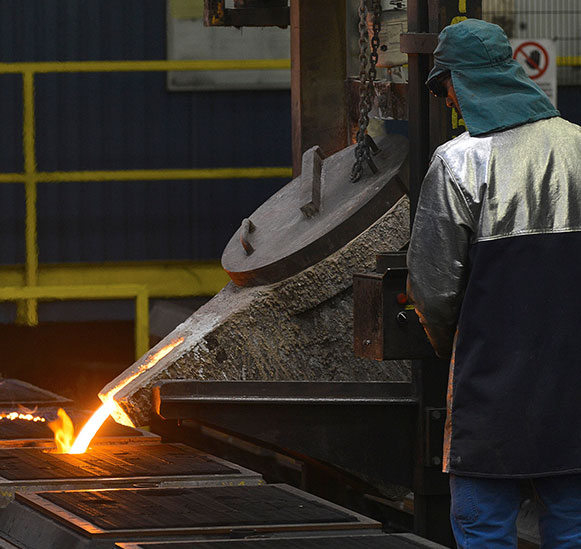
[351, 0, 382, 183]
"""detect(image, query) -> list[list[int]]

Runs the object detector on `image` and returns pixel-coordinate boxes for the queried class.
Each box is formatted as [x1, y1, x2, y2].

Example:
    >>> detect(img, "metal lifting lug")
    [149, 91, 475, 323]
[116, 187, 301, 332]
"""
[239, 218, 256, 255]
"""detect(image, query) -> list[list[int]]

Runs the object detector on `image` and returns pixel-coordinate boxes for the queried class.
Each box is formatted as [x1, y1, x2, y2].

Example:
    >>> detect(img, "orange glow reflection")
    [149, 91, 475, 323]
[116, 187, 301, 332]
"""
[48, 408, 75, 453]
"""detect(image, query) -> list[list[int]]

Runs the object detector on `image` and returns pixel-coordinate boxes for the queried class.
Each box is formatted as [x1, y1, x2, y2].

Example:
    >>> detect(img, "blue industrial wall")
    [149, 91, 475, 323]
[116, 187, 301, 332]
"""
[0, 1, 579, 266]
[0, 0, 291, 264]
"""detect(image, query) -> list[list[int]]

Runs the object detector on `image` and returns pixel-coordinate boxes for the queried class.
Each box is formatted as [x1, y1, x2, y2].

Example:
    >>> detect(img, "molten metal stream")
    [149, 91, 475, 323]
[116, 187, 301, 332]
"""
[54, 338, 184, 454]
[68, 401, 114, 454]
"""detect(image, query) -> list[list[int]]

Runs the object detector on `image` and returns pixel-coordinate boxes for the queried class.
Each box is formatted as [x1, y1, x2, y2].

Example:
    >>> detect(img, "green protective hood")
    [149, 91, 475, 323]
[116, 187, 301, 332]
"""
[426, 19, 559, 136]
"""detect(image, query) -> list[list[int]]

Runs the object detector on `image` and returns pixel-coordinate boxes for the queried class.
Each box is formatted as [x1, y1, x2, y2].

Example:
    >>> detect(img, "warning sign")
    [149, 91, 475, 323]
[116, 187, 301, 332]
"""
[511, 39, 557, 107]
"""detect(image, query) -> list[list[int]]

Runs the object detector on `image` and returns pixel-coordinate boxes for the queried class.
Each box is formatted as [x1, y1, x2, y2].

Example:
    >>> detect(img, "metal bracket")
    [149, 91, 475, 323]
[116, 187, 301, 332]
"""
[425, 407, 446, 467]
[353, 252, 436, 361]
[299, 146, 324, 217]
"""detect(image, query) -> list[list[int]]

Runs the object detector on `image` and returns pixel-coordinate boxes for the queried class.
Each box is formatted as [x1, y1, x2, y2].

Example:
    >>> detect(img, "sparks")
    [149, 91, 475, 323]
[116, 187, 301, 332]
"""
[0, 411, 45, 422]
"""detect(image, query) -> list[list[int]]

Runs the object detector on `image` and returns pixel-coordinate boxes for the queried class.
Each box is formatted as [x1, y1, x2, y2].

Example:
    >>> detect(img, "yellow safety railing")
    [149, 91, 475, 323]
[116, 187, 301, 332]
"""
[0, 284, 149, 358]
[0, 58, 292, 359]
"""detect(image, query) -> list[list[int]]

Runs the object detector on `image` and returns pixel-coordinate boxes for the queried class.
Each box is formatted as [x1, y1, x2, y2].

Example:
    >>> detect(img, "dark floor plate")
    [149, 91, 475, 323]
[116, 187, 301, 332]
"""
[116, 534, 436, 548]
[36, 485, 358, 532]
[0, 379, 71, 407]
[0, 443, 238, 481]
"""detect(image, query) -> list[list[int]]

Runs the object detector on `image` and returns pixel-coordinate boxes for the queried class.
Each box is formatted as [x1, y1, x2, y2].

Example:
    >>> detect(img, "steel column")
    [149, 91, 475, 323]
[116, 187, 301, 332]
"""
[290, 0, 348, 176]
[407, 0, 431, 224]
[407, 1, 482, 546]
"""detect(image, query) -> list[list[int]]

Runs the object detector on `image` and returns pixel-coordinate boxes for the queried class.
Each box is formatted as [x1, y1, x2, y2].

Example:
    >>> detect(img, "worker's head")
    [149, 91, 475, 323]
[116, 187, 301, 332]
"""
[425, 19, 558, 136]
[431, 72, 462, 115]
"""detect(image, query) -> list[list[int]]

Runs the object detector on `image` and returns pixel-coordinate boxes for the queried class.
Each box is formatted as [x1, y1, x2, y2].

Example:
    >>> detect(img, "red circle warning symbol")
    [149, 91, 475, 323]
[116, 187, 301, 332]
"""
[513, 41, 549, 80]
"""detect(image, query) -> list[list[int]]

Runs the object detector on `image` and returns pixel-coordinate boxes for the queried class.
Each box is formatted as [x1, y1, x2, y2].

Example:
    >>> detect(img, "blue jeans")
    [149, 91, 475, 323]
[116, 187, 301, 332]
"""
[450, 474, 581, 548]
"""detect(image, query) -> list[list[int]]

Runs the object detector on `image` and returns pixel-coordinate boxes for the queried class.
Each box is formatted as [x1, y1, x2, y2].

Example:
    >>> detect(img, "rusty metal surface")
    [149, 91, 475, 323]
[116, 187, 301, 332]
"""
[353, 272, 385, 360]
[353, 252, 435, 360]
[0, 379, 71, 407]
[0, 407, 159, 448]
[222, 135, 408, 286]
[290, 0, 347, 175]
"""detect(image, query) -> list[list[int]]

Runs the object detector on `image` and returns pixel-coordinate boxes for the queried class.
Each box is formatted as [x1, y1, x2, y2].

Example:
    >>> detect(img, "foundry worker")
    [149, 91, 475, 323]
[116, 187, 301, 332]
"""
[407, 19, 581, 548]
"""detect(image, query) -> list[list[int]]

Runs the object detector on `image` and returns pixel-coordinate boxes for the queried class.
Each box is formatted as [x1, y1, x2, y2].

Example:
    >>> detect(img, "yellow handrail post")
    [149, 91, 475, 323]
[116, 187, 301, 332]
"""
[0, 284, 150, 361]
[134, 288, 150, 360]
[17, 70, 39, 326]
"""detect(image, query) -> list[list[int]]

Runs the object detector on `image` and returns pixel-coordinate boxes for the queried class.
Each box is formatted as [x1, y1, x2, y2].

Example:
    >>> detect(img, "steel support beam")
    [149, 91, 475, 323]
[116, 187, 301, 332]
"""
[290, 0, 348, 176]
[406, 1, 482, 546]
[154, 381, 419, 493]
[407, 0, 431, 225]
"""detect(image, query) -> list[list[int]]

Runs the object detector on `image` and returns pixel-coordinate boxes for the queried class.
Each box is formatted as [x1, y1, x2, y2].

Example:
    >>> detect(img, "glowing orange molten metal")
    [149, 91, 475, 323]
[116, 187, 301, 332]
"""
[51, 338, 184, 454]
[48, 408, 75, 453]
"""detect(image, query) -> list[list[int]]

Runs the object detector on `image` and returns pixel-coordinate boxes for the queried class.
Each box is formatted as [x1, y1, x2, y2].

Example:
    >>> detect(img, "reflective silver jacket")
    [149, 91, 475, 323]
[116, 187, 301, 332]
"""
[407, 116, 581, 476]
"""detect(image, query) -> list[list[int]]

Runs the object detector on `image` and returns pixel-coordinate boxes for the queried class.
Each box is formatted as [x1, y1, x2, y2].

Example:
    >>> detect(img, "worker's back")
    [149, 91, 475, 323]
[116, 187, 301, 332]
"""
[410, 18, 581, 547]
[432, 115, 581, 476]
[438, 116, 581, 242]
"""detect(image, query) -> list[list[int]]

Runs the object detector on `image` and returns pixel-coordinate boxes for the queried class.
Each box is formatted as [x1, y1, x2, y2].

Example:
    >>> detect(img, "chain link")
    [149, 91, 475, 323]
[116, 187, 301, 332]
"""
[351, 0, 382, 183]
